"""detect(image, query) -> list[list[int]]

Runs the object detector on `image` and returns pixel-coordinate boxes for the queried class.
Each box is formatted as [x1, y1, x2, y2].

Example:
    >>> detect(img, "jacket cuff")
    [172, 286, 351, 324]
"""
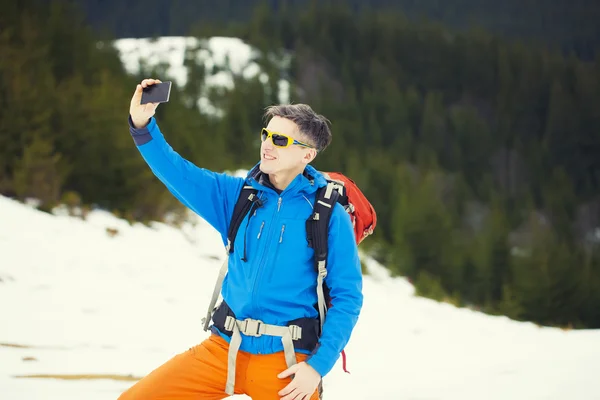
[128, 115, 154, 146]
[306, 353, 329, 378]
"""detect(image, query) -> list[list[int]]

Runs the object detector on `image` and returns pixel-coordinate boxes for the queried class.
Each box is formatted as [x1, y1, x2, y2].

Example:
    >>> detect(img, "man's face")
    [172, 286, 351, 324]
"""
[259, 116, 315, 176]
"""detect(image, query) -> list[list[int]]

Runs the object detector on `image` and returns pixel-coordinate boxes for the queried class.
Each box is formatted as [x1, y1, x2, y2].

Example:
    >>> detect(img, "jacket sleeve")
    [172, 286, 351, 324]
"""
[305, 203, 364, 377]
[128, 115, 244, 244]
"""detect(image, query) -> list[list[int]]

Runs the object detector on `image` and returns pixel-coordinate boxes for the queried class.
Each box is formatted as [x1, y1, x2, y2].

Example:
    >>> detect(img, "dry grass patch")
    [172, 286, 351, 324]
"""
[0, 343, 32, 349]
[13, 373, 141, 382]
[0, 342, 69, 350]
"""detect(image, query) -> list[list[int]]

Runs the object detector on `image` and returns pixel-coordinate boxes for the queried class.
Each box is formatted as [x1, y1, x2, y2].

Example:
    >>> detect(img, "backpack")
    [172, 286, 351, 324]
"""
[303, 171, 377, 373]
[202, 170, 377, 374]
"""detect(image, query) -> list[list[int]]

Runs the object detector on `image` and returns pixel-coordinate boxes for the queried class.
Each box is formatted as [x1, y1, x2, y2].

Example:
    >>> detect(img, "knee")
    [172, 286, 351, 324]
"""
[116, 382, 138, 400]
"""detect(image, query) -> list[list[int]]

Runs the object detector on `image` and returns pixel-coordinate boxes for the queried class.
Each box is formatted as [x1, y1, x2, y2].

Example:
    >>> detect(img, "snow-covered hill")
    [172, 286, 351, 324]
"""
[1, 192, 600, 399]
[112, 36, 290, 116]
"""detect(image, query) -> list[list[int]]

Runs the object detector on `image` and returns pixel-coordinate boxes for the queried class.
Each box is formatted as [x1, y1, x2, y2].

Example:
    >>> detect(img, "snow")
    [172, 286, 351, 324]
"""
[1, 192, 600, 400]
[111, 36, 291, 116]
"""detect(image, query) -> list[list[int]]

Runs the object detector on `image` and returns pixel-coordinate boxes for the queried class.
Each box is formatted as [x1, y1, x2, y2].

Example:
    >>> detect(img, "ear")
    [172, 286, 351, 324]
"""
[303, 148, 317, 164]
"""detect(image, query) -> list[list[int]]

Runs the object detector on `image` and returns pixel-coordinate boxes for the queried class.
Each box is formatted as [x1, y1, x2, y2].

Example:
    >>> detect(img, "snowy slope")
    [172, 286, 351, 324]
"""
[1, 193, 600, 400]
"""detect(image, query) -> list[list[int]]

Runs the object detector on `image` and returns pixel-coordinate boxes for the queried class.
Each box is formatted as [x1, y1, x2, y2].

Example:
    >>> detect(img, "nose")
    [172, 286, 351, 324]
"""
[262, 136, 275, 151]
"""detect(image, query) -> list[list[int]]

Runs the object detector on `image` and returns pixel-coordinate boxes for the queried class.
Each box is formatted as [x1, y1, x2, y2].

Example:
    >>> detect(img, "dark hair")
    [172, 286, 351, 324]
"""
[263, 104, 332, 152]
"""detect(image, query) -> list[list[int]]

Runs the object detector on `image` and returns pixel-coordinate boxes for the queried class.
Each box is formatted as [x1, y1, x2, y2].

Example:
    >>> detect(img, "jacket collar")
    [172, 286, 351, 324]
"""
[245, 162, 327, 197]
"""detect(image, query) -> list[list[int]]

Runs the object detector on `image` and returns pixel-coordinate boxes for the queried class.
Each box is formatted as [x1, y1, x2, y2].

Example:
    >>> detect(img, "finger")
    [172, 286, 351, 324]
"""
[291, 390, 307, 400]
[131, 84, 143, 105]
[141, 79, 156, 88]
[278, 381, 297, 397]
[278, 364, 299, 379]
[143, 78, 162, 87]
[279, 387, 300, 400]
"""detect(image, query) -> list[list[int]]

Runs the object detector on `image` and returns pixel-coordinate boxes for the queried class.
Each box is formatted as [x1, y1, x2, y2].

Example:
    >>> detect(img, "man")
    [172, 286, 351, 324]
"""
[119, 78, 363, 400]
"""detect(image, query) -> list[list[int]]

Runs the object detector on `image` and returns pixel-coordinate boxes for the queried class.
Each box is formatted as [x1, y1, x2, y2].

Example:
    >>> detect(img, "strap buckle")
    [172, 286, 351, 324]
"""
[289, 325, 302, 340]
[224, 315, 235, 331]
[318, 260, 327, 278]
[242, 318, 263, 337]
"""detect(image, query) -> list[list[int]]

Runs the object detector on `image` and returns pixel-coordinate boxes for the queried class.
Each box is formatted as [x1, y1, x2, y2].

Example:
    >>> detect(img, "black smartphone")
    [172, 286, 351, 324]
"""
[141, 81, 172, 104]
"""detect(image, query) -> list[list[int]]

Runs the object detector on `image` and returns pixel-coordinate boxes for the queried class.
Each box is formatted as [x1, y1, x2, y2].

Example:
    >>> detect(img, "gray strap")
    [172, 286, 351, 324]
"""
[202, 244, 230, 331]
[316, 260, 328, 333]
[323, 181, 344, 200]
[280, 330, 297, 369]
[324, 182, 335, 199]
[226, 320, 243, 395]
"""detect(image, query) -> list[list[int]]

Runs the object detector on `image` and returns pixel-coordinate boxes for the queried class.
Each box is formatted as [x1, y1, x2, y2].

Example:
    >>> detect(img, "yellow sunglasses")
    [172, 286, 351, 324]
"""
[261, 128, 315, 149]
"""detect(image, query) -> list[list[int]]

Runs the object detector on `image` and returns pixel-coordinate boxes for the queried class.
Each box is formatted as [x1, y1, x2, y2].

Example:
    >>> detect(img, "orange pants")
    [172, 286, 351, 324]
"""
[118, 334, 320, 400]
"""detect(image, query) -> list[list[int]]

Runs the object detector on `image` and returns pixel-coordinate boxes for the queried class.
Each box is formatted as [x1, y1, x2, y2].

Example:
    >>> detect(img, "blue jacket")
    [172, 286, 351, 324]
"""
[128, 116, 363, 377]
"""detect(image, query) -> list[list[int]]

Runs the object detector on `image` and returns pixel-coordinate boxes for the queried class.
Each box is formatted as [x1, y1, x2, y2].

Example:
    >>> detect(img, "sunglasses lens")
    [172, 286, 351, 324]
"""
[272, 134, 289, 147]
[261, 130, 268, 142]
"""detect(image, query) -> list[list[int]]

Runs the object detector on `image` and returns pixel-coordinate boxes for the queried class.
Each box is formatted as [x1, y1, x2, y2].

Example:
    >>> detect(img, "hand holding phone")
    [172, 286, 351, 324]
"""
[141, 81, 172, 104]
[129, 79, 169, 128]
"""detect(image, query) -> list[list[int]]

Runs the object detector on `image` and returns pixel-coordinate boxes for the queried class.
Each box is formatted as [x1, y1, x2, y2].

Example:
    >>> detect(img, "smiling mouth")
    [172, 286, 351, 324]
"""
[263, 154, 276, 160]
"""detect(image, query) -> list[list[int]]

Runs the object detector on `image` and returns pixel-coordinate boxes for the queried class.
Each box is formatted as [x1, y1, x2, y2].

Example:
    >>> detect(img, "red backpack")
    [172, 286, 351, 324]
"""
[320, 172, 377, 245]
[314, 172, 376, 373]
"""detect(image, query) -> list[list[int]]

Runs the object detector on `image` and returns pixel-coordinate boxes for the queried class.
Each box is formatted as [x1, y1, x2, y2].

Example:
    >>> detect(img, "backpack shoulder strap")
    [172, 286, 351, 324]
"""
[307, 181, 340, 262]
[227, 185, 260, 253]
[306, 181, 341, 334]
[202, 184, 259, 332]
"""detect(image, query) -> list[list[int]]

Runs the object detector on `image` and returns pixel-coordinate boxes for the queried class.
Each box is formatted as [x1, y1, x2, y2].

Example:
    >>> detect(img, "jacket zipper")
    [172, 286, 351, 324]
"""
[257, 221, 265, 239]
[278, 224, 286, 243]
[251, 196, 282, 353]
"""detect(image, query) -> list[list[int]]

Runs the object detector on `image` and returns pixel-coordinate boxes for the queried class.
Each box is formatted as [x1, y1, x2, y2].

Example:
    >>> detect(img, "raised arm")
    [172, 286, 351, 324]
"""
[129, 79, 244, 243]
